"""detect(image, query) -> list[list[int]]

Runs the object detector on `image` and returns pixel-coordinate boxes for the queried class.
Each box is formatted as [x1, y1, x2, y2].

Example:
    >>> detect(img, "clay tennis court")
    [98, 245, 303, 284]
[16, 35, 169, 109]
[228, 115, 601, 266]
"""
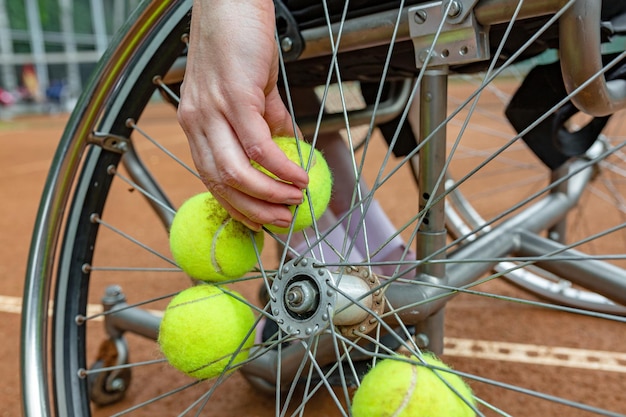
[2, 89, 626, 416]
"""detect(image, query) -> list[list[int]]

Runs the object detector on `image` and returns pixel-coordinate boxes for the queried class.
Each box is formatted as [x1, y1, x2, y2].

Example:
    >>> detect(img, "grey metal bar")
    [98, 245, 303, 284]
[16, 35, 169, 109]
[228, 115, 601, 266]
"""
[416, 70, 449, 278]
[473, 0, 568, 25]
[298, 7, 412, 60]
[413, 68, 449, 354]
[559, 0, 626, 116]
[516, 231, 626, 306]
[105, 305, 161, 341]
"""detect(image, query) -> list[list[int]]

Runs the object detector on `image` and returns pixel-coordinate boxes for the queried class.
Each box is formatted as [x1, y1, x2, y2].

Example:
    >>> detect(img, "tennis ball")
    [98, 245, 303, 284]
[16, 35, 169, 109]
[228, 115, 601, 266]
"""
[352, 354, 476, 417]
[256, 137, 332, 233]
[169, 192, 264, 282]
[158, 285, 256, 379]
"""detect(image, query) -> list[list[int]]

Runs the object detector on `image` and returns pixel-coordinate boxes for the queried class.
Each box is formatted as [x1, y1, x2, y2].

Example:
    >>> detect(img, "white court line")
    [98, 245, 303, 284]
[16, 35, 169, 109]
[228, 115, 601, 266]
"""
[4, 295, 625, 373]
[1, 294, 159, 321]
[444, 337, 626, 373]
[1, 294, 104, 319]
[0, 295, 21, 314]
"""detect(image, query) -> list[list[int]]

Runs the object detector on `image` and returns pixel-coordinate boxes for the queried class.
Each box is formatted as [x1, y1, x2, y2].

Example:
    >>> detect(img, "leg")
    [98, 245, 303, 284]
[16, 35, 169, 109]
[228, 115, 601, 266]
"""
[289, 86, 409, 273]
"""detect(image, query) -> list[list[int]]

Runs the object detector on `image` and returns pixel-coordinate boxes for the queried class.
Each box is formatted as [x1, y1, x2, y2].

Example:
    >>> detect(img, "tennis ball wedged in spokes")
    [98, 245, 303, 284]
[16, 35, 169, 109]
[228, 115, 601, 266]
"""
[158, 285, 256, 380]
[352, 354, 476, 417]
[257, 136, 333, 233]
[169, 191, 264, 282]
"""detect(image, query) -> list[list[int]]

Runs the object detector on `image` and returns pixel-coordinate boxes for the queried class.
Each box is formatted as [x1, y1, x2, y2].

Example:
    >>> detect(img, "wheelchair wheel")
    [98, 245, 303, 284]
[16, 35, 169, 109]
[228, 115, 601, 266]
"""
[22, 1, 626, 416]
[444, 72, 626, 315]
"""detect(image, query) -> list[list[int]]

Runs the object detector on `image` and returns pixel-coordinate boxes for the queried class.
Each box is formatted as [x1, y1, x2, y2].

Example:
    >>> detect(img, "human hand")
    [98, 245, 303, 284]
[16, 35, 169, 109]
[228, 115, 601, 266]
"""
[177, 0, 309, 231]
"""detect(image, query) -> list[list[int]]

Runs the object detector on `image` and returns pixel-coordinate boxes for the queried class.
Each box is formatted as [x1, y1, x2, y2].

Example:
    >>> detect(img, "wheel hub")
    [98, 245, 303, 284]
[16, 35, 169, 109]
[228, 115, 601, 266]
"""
[270, 258, 385, 338]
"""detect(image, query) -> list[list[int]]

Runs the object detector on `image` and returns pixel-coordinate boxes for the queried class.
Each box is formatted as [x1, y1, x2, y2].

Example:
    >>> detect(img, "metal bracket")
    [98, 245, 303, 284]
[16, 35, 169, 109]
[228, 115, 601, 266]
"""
[409, 0, 490, 69]
[89, 131, 130, 153]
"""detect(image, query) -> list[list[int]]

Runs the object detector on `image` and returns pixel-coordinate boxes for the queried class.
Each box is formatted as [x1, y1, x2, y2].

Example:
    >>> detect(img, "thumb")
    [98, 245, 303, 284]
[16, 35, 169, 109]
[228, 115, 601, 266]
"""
[264, 86, 303, 139]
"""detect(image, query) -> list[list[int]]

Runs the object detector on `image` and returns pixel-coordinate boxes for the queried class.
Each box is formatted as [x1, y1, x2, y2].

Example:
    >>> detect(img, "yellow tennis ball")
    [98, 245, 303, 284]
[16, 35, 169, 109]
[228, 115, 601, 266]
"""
[257, 137, 333, 233]
[352, 354, 476, 417]
[158, 285, 256, 379]
[169, 192, 264, 282]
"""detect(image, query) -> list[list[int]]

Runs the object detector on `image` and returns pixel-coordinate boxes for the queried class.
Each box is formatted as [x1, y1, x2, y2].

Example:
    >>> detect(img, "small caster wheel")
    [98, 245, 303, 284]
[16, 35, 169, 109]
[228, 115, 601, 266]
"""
[88, 338, 131, 406]
[88, 359, 132, 406]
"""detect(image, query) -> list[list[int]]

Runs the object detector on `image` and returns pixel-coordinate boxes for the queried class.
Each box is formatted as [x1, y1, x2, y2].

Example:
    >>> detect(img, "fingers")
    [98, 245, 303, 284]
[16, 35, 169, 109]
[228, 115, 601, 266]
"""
[264, 86, 301, 139]
[239, 134, 310, 190]
[180, 107, 305, 230]
[209, 186, 293, 232]
[191, 147, 302, 231]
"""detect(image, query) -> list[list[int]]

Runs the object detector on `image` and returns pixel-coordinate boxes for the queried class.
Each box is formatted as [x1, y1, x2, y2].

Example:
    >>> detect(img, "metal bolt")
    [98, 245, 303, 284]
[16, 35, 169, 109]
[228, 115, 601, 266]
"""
[109, 378, 125, 392]
[413, 9, 427, 24]
[418, 49, 431, 63]
[445, 1, 462, 18]
[286, 286, 304, 306]
[415, 333, 430, 348]
[106, 286, 121, 297]
[285, 281, 318, 313]
[280, 37, 293, 53]
[117, 141, 129, 153]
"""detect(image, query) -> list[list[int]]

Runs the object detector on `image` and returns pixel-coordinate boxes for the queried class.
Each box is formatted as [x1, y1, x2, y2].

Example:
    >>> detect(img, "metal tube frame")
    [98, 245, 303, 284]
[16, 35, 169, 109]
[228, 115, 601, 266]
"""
[412, 68, 449, 355]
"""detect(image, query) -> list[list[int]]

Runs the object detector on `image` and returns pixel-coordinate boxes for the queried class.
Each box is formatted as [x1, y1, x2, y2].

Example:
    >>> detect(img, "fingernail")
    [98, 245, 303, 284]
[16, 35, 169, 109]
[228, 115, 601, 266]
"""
[272, 219, 291, 229]
[299, 177, 311, 189]
[286, 190, 304, 206]
[244, 221, 262, 232]
[286, 196, 304, 206]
